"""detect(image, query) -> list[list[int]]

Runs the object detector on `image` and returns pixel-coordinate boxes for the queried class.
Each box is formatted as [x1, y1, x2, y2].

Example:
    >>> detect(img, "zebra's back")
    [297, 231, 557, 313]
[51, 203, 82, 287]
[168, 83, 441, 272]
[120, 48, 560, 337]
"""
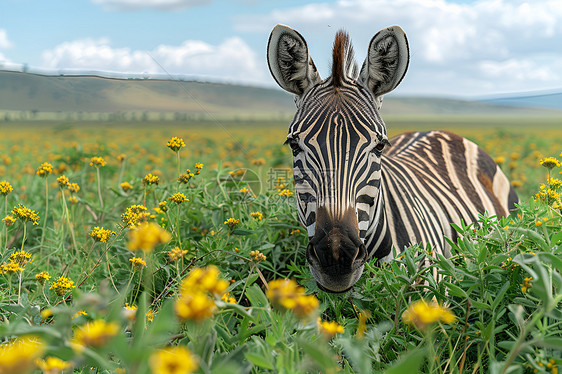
[380, 130, 518, 258]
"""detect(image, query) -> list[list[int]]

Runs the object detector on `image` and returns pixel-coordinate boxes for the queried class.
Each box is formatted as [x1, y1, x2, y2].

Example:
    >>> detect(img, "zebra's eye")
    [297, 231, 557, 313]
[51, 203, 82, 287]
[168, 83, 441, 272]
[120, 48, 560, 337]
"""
[288, 139, 302, 156]
[373, 142, 385, 156]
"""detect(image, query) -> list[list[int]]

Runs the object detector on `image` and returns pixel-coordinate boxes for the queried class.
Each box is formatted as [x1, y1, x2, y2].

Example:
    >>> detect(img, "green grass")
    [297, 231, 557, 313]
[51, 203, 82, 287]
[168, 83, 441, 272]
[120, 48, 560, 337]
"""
[0, 122, 561, 373]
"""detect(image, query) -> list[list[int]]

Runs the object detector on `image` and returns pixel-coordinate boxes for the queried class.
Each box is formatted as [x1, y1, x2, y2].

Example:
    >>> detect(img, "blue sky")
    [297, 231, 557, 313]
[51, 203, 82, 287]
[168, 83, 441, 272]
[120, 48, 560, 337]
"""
[1, 0, 561, 97]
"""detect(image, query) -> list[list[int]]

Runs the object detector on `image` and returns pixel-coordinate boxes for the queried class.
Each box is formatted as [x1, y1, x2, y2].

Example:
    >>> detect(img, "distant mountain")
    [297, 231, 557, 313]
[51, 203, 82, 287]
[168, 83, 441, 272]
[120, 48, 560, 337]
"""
[1, 70, 561, 120]
[481, 91, 562, 111]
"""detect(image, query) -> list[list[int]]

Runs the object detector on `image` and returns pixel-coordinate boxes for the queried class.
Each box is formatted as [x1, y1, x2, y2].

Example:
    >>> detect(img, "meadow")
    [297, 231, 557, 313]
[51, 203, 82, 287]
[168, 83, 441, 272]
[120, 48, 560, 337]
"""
[0, 117, 561, 374]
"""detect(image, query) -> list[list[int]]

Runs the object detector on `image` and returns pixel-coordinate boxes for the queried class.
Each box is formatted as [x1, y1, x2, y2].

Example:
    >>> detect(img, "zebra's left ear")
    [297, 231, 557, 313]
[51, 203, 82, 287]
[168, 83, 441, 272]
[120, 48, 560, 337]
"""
[267, 24, 322, 96]
[359, 26, 409, 100]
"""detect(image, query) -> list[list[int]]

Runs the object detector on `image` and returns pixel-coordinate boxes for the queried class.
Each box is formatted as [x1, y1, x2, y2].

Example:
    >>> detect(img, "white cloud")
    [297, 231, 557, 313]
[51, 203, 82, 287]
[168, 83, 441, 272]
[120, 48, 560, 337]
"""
[0, 29, 13, 49]
[40, 37, 268, 85]
[91, 0, 210, 11]
[237, 0, 562, 95]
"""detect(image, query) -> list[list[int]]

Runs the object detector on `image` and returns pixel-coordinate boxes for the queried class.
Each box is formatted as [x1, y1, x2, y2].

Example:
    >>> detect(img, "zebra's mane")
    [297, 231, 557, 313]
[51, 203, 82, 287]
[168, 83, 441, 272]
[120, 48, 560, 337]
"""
[332, 30, 359, 88]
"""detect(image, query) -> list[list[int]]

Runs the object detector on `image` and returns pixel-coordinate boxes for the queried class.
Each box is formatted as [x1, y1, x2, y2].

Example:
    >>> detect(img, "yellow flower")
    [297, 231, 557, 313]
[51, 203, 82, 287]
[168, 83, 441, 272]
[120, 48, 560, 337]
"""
[278, 188, 293, 197]
[0, 181, 13, 195]
[36, 162, 53, 177]
[250, 211, 263, 221]
[68, 196, 79, 204]
[12, 204, 40, 225]
[267, 279, 319, 319]
[221, 292, 236, 304]
[146, 309, 156, 322]
[2, 215, 16, 226]
[68, 182, 80, 193]
[73, 310, 87, 319]
[175, 266, 229, 322]
[127, 222, 171, 252]
[0, 336, 45, 374]
[521, 276, 533, 293]
[1, 261, 23, 275]
[194, 163, 203, 174]
[224, 218, 239, 230]
[71, 319, 119, 349]
[9, 249, 32, 266]
[149, 346, 198, 374]
[129, 257, 147, 270]
[57, 175, 69, 188]
[510, 180, 522, 188]
[402, 299, 456, 330]
[121, 205, 150, 228]
[167, 137, 186, 152]
[41, 309, 53, 319]
[143, 173, 160, 186]
[35, 356, 73, 371]
[177, 173, 194, 184]
[117, 153, 127, 162]
[317, 318, 345, 339]
[49, 276, 75, 296]
[290, 229, 300, 235]
[550, 178, 562, 189]
[120, 182, 133, 192]
[250, 250, 266, 262]
[90, 156, 106, 167]
[168, 192, 188, 204]
[493, 156, 505, 164]
[535, 220, 543, 227]
[239, 187, 250, 194]
[123, 303, 137, 321]
[169, 247, 188, 262]
[158, 201, 168, 212]
[540, 157, 561, 169]
[89, 227, 116, 243]
[251, 158, 266, 166]
[35, 271, 51, 285]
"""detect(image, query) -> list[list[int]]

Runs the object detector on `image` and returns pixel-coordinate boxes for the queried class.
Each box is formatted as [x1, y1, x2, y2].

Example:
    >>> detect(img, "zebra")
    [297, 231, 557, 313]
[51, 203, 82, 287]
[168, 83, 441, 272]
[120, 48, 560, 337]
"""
[267, 24, 518, 293]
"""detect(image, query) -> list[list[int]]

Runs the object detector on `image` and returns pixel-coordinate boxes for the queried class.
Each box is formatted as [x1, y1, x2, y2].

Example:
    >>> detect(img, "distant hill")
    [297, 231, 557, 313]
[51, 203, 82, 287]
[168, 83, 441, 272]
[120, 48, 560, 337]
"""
[481, 91, 562, 111]
[1, 70, 561, 121]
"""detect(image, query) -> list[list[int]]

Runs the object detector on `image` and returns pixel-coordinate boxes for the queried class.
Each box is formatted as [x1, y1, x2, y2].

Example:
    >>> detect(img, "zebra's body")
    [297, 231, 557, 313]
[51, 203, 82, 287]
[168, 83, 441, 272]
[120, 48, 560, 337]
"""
[267, 24, 517, 292]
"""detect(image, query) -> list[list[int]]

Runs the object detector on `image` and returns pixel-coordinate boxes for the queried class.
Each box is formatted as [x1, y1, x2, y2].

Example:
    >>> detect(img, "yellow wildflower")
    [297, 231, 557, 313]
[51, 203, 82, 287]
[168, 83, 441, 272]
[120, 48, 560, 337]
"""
[278, 188, 293, 197]
[56, 175, 69, 188]
[123, 303, 137, 321]
[251, 158, 266, 166]
[179, 266, 229, 297]
[68, 182, 80, 193]
[127, 222, 171, 252]
[35, 356, 73, 372]
[0, 336, 45, 374]
[41, 309, 53, 319]
[290, 229, 300, 235]
[129, 257, 147, 270]
[1, 261, 23, 275]
[9, 249, 32, 266]
[35, 271, 51, 285]
[73, 310, 87, 319]
[0, 181, 13, 195]
[12, 204, 40, 225]
[36, 162, 53, 177]
[143, 173, 159, 186]
[121, 204, 150, 228]
[221, 292, 236, 304]
[493, 156, 505, 164]
[167, 137, 186, 152]
[317, 318, 345, 339]
[2, 215, 16, 226]
[267, 279, 319, 319]
[175, 292, 217, 321]
[68, 196, 79, 204]
[239, 187, 250, 194]
[149, 346, 198, 374]
[168, 192, 188, 204]
[536, 220, 543, 227]
[177, 172, 194, 184]
[194, 162, 203, 174]
[540, 157, 561, 169]
[521, 276, 533, 293]
[71, 319, 119, 348]
[250, 211, 263, 221]
[49, 276, 75, 296]
[402, 299, 456, 330]
[169, 247, 188, 262]
[90, 156, 106, 167]
[117, 153, 127, 162]
[120, 182, 133, 192]
[224, 218, 239, 230]
[146, 309, 156, 322]
[89, 227, 116, 243]
[250, 250, 266, 262]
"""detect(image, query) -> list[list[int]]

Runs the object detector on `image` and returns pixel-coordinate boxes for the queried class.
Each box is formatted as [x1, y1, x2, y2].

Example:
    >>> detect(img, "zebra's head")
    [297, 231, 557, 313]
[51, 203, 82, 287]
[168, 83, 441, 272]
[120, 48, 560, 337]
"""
[267, 25, 409, 293]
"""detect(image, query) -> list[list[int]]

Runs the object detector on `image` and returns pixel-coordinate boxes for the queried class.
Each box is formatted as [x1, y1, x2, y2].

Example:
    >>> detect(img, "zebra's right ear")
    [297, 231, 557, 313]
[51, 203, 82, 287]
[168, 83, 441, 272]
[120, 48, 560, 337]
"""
[267, 24, 322, 96]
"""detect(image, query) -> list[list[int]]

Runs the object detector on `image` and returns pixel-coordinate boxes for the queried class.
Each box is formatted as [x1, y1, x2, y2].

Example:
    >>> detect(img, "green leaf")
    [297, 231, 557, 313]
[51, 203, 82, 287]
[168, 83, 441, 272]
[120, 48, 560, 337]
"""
[444, 281, 468, 298]
[245, 284, 269, 308]
[244, 352, 274, 370]
[535, 337, 562, 349]
[384, 348, 427, 374]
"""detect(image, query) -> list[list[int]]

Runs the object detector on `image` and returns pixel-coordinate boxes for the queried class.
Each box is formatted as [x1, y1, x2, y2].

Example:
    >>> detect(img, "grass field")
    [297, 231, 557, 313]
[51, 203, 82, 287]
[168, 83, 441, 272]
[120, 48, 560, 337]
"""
[0, 118, 561, 373]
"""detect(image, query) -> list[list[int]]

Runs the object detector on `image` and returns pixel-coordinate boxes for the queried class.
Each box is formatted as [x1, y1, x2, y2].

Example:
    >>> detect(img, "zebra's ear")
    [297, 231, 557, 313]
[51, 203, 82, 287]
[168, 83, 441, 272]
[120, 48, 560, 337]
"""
[267, 24, 322, 96]
[359, 26, 409, 99]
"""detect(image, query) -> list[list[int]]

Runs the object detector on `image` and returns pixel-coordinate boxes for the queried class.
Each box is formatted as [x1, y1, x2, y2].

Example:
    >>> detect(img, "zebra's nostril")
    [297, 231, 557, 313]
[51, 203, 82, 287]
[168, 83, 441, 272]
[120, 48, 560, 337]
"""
[307, 242, 321, 263]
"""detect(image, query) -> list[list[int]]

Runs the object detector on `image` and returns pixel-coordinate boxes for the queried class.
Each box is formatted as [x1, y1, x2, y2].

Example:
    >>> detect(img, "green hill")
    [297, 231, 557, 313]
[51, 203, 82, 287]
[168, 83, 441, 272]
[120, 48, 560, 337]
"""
[1, 70, 560, 122]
